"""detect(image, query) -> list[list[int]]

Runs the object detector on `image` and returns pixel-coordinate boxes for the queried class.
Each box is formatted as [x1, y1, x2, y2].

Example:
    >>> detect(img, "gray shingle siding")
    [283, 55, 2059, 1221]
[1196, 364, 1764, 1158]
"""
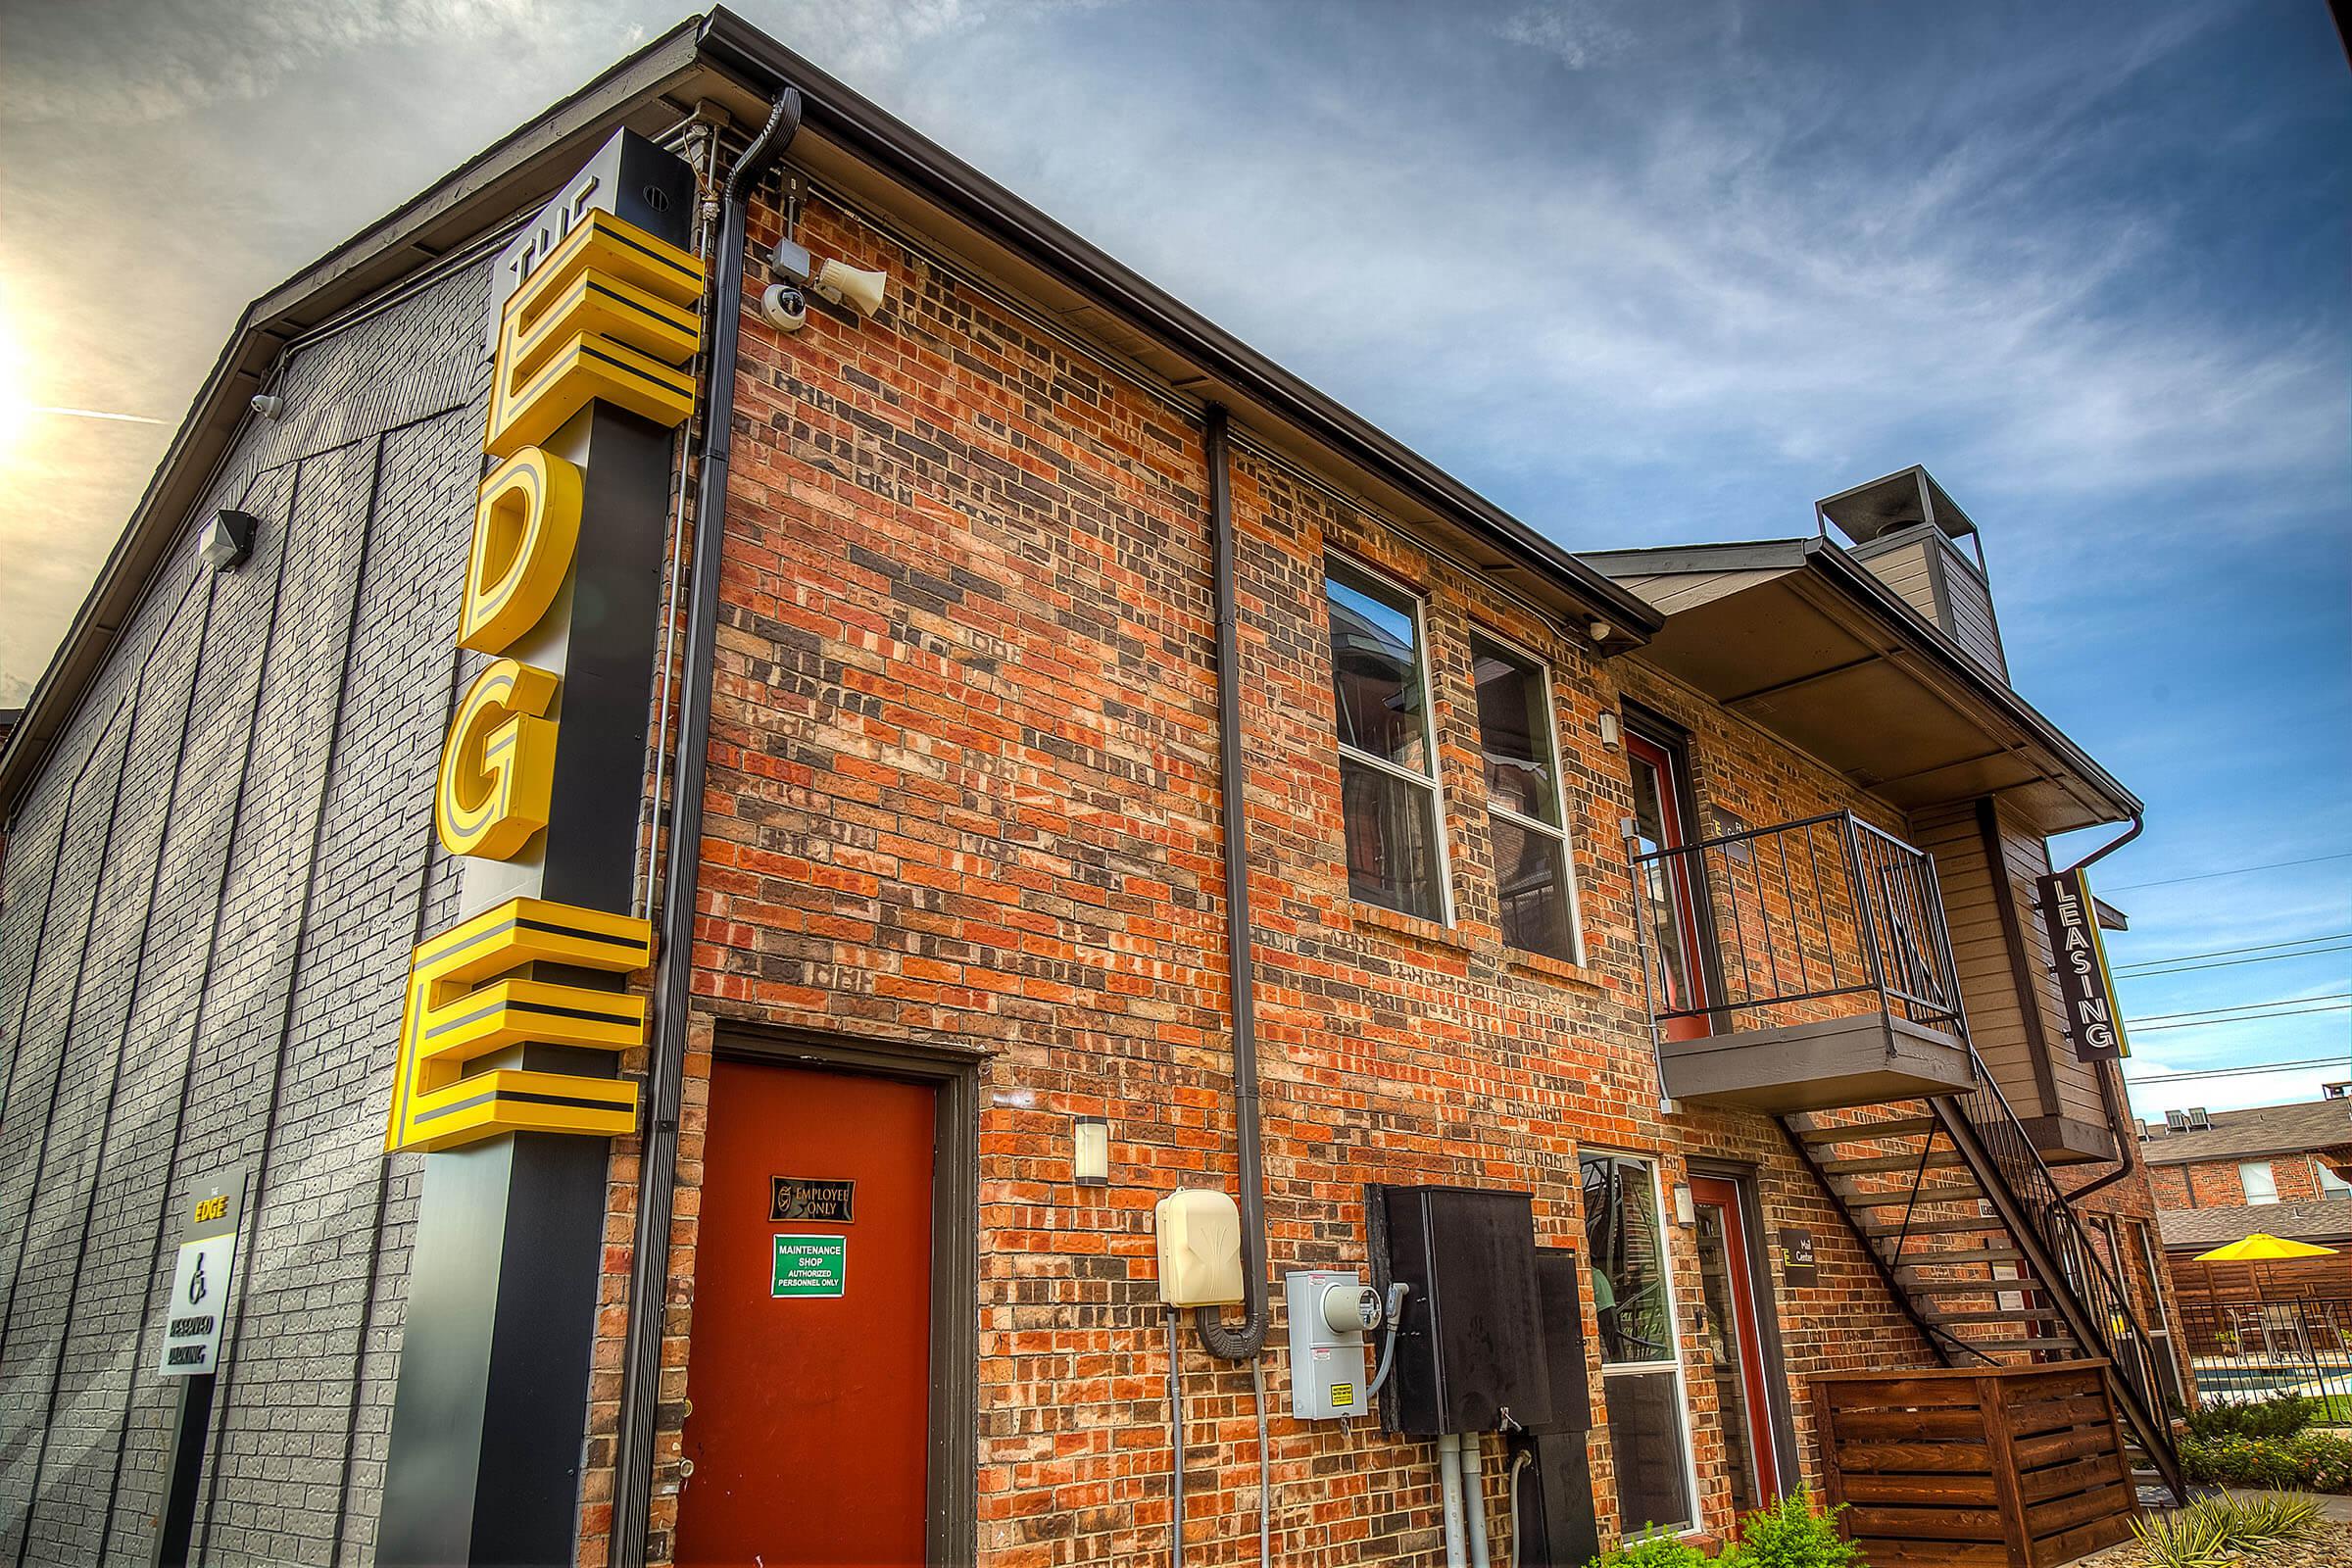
[0, 256, 491, 1566]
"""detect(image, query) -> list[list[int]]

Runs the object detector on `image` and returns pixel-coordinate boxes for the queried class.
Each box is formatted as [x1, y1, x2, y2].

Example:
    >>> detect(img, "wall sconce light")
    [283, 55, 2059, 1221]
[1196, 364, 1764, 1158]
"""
[1073, 1116, 1110, 1186]
[198, 510, 259, 572]
[1672, 1183, 1696, 1226]
[1597, 710, 1622, 750]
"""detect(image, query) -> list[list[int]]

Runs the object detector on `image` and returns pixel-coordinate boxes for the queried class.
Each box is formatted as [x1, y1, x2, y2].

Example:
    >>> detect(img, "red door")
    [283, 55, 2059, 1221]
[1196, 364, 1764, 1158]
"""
[1627, 731, 1710, 1040]
[1690, 1176, 1781, 1515]
[675, 1058, 937, 1567]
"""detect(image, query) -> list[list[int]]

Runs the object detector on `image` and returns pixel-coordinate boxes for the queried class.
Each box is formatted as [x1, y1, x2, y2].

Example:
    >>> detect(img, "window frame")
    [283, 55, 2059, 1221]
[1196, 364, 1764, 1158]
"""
[1580, 1150, 1702, 1538]
[1323, 553, 1456, 926]
[1467, 627, 1586, 964]
[2239, 1159, 2279, 1205]
[2316, 1158, 2352, 1198]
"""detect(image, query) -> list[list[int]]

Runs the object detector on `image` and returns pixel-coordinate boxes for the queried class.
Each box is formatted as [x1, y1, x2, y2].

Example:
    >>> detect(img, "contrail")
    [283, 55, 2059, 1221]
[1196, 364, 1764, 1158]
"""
[29, 405, 165, 424]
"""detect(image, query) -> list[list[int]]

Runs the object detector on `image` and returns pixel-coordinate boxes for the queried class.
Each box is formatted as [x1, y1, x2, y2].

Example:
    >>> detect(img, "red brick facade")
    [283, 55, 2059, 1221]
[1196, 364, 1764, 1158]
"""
[569, 172, 2176, 1566]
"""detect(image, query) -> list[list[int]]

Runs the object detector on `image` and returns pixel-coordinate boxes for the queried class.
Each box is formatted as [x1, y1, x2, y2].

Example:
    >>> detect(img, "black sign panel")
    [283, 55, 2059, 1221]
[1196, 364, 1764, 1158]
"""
[770, 1177, 856, 1224]
[1780, 1229, 1817, 1287]
[2036, 868, 2129, 1062]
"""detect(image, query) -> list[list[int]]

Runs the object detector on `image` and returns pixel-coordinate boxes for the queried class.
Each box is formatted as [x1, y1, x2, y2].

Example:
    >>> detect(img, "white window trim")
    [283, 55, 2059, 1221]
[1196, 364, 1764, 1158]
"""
[2316, 1157, 2352, 1197]
[2240, 1159, 2280, 1205]
[1587, 1152, 1703, 1539]
[1326, 554, 1456, 927]
[1468, 627, 1587, 965]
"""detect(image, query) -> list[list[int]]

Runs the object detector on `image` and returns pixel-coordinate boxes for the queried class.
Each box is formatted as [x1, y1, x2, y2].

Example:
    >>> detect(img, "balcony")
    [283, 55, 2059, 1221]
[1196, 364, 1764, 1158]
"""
[1630, 811, 1977, 1114]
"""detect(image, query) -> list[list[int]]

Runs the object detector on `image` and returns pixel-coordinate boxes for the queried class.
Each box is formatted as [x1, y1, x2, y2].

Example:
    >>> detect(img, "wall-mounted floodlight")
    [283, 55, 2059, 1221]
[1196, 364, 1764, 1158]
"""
[198, 510, 259, 572]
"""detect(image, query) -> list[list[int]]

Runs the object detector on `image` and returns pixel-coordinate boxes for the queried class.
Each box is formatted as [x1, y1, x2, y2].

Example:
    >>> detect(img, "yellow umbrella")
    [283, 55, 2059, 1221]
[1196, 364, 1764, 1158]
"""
[2194, 1234, 2339, 1262]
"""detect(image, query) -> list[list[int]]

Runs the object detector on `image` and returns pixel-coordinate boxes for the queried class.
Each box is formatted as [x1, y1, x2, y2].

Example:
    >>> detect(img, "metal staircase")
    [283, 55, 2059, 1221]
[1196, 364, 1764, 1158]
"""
[1628, 810, 2185, 1503]
[1786, 1069, 2186, 1502]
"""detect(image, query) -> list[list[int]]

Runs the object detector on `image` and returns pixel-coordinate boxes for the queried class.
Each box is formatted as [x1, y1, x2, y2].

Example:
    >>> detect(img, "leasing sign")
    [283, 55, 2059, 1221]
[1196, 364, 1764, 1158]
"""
[2035, 868, 2130, 1063]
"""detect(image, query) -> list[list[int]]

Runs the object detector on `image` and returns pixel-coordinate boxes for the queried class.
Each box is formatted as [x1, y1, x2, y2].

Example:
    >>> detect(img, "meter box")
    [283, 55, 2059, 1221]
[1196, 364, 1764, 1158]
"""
[1154, 1188, 1245, 1307]
[1285, 1270, 1383, 1420]
[1367, 1184, 1552, 1436]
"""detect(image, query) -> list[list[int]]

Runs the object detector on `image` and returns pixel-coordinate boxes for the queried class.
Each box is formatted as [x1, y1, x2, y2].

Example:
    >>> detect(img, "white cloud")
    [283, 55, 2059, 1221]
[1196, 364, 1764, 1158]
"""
[1494, 3, 1634, 70]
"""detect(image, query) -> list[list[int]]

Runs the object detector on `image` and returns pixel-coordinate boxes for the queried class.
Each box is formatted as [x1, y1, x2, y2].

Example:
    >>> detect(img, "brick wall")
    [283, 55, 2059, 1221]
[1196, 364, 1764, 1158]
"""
[0, 261, 485, 1566]
[574, 181, 1946, 1568]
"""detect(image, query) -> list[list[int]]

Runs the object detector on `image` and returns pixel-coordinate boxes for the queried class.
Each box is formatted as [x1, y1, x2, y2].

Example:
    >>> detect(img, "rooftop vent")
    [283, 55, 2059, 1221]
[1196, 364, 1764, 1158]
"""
[1815, 466, 2008, 682]
[2134, 1118, 2150, 1142]
[2165, 1110, 2189, 1132]
[2326, 1081, 2352, 1101]
[2187, 1106, 2213, 1130]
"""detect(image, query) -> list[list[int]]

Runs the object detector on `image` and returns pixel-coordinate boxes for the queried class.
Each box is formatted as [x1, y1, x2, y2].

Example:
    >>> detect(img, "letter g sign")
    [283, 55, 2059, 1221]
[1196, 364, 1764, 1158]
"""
[436, 659, 560, 858]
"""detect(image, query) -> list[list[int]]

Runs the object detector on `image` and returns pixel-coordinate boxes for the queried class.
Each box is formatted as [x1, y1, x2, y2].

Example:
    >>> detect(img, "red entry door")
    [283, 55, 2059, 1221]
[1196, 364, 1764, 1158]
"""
[1689, 1176, 1781, 1516]
[1627, 731, 1710, 1040]
[674, 1058, 937, 1567]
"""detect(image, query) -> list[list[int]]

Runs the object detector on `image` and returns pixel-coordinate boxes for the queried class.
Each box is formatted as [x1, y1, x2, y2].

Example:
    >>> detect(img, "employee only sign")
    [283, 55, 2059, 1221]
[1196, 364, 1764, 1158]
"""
[2035, 868, 2131, 1063]
[771, 1235, 849, 1299]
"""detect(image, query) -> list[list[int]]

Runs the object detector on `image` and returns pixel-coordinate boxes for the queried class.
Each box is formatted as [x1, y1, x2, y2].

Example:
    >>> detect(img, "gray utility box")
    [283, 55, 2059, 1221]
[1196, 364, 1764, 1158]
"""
[1367, 1185, 1553, 1436]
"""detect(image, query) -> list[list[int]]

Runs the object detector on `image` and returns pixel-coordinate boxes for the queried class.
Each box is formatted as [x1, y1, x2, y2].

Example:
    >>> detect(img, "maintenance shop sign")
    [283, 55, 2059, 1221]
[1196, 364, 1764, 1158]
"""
[2035, 867, 2130, 1063]
[772, 1236, 849, 1298]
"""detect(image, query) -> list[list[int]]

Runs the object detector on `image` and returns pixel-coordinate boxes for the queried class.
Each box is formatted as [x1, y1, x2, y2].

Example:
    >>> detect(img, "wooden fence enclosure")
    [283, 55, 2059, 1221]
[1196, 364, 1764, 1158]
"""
[1812, 1361, 2139, 1568]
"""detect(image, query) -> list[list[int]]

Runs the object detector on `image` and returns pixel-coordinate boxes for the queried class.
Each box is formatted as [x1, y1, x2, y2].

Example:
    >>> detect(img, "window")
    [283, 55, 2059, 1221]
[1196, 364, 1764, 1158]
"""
[1582, 1152, 1696, 1535]
[2239, 1160, 2279, 1205]
[1470, 637, 1581, 961]
[1325, 561, 1447, 922]
[2317, 1159, 2352, 1198]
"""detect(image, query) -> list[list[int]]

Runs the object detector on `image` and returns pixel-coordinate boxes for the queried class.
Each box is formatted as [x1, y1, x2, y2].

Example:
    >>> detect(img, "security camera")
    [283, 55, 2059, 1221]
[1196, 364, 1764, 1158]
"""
[760, 283, 808, 333]
[250, 393, 284, 420]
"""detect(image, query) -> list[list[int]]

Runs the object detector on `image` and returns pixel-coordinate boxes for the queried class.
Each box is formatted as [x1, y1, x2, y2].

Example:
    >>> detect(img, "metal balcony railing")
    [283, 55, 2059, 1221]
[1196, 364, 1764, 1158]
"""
[1628, 810, 1965, 1040]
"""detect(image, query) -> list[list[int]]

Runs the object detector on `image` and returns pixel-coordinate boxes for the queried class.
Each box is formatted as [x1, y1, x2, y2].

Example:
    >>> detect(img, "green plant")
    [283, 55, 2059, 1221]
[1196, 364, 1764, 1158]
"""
[1719, 1491, 1863, 1568]
[2132, 1490, 2325, 1568]
[1592, 1526, 1712, 1568]
[2181, 1430, 2352, 1493]
[2183, 1393, 2319, 1442]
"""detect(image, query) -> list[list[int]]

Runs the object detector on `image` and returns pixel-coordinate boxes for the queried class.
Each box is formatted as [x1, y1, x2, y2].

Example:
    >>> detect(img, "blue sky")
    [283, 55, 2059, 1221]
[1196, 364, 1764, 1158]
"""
[1, 0, 2344, 1110]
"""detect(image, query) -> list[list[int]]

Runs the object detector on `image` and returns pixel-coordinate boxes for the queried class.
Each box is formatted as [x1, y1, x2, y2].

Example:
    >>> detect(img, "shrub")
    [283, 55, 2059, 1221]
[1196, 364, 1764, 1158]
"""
[2132, 1489, 2325, 1568]
[1594, 1527, 1711, 1568]
[1718, 1491, 1863, 1568]
[2180, 1430, 2352, 1493]
[2183, 1393, 2318, 1442]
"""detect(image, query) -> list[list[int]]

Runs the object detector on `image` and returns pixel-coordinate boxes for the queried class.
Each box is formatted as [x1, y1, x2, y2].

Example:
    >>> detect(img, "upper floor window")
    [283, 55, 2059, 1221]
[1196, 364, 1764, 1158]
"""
[2239, 1160, 2279, 1205]
[1326, 561, 1447, 922]
[2317, 1159, 2352, 1198]
[1470, 636, 1581, 961]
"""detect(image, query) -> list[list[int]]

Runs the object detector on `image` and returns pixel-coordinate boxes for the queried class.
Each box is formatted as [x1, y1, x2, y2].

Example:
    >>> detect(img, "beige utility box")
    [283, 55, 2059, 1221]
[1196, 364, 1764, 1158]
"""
[1153, 1189, 1246, 1307]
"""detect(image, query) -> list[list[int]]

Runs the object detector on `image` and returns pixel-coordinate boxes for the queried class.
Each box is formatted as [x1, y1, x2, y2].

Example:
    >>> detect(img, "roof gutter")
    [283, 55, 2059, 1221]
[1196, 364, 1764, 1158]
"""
[691, 8, 1660, 646]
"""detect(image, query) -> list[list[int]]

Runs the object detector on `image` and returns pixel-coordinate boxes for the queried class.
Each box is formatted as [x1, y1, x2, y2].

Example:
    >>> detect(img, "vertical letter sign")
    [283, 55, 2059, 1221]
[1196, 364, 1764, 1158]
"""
[2035, 868, 2130, 1063]
[385, 128, 703, 1152]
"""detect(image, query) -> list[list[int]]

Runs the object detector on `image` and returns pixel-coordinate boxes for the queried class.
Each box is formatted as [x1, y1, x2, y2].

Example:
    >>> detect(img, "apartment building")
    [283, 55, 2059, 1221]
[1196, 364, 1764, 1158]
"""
[0, 13, 2187, 1566]
[2144, 1097, 2352, 1305]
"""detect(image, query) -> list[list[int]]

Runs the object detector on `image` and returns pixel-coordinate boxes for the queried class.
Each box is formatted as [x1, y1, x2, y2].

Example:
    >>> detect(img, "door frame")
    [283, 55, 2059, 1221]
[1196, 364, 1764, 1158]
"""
[710, 1026, 981, 1566]
[1686, 1161, 1798, 1507]
[1622, 706, 1723, 1033]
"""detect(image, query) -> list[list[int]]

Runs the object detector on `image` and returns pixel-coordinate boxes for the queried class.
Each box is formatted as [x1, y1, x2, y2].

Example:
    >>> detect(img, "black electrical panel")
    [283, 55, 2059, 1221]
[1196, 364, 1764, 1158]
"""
[1509, 1249, 1601, 1568]
[1367, 1185, 1552, 1436]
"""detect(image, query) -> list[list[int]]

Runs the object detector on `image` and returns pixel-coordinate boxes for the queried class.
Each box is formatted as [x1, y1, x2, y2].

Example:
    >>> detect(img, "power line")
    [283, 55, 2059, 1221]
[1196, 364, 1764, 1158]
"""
[2099, 851, 2352, 894]
[2113, 932, 2352, 971]
[2131, 1004, 2350, 1034]
[2114, 944, 2352, 979]
[2125, 1055, 2352, 1086]
[2128, 992, 2352, 1025]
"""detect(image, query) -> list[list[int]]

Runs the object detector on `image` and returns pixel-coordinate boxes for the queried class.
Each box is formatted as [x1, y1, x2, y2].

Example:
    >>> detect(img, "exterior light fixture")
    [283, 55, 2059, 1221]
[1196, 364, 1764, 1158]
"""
[1588, 620, 1613, 644]
[198, 510, 259, 572]
[1672, 1183, 1696, 1226]
[1597, 710, 1622, 750]
[1073, 1116, 1110, 1186]
[250, 393, 285, 420]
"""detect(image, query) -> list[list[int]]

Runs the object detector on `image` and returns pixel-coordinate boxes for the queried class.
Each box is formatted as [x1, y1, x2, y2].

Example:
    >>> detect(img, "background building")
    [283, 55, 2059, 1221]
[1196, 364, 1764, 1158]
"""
[2146, 1097, 2352, 1306]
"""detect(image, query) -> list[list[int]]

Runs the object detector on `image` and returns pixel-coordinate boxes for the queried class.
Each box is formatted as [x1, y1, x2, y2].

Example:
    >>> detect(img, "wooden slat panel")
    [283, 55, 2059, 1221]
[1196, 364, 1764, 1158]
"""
[2024, 1482, 2134, 1538]
[2025, 1512, 2135, 1568]
[1849, 1539, 2013, 1568]
[2013, 1426, 2110, 1469]
[1838, 1472, 2000, 1506]
[1836, 1407, 1989, 1442]
[1834, 1441, 1996, 1475]
[1846, 1506, 2007, 1542]
[2009, 1394, 2112, 1437]
[2017, 1451, 2124, 1503]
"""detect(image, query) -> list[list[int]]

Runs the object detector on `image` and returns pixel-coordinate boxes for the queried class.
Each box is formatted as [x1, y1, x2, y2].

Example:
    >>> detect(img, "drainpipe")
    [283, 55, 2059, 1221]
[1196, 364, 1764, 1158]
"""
[1195, 402, 1269, 1365]
[2062, 810, 2145, 1200]
[611, 86, 803, 1568]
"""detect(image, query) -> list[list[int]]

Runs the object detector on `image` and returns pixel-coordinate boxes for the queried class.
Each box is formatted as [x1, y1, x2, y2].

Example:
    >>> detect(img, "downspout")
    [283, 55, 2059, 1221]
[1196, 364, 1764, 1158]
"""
[2062, 810, 2145, 1201]
[612, 86, 802, 1568]
[1194, 402, 1269, 1364]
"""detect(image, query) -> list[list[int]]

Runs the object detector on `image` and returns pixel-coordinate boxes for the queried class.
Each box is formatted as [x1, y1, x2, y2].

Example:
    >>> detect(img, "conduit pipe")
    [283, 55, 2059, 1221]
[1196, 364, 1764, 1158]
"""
[612, 85, 803, 1568]
[1437, 1433, 1470, 1568]
[1462, 1435, 1492, 1568]
[1197, 402, 1269, 1364]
